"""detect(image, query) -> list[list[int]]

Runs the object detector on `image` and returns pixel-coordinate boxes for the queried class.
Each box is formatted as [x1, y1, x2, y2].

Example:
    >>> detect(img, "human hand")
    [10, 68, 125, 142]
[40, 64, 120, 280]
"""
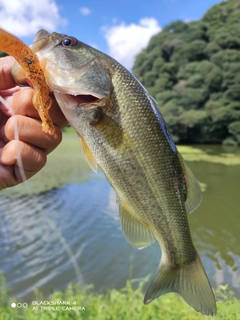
[0, 56, 68, 190]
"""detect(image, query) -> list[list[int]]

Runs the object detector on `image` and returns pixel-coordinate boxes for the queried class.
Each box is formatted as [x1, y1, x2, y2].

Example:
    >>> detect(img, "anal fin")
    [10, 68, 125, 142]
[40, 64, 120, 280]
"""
[119, 202, 156, 249]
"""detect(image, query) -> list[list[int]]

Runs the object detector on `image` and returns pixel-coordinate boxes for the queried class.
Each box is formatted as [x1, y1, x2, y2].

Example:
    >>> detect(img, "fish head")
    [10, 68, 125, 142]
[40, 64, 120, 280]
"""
[12, 29, 113, 146]
[12, 29, 111, 99]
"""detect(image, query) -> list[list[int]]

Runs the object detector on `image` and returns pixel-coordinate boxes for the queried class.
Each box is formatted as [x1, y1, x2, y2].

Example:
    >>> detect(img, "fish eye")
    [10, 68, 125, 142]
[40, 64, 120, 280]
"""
[62, 37, 78, 47]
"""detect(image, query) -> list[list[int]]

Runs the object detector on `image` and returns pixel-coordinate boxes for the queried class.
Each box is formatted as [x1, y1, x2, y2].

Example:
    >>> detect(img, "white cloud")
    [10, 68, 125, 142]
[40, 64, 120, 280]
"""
[103, 18, 161, 69]
[80, 7, 91, 16]
[0, 0, 67, 37]
[184, 18, 196, 23]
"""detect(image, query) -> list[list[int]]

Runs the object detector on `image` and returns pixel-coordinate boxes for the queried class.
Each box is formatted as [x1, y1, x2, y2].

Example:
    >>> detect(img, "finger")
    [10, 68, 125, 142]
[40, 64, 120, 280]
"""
[0, 56, 16, 90]
[1, 87, 34, 117]
[0, 164, 17, 189]
[0, 88, 21, 119]
[5, 88, 68, 128]
[0, 87, 20, 98]
[4, 115, 62, 154]
[0, 139, 47, 182]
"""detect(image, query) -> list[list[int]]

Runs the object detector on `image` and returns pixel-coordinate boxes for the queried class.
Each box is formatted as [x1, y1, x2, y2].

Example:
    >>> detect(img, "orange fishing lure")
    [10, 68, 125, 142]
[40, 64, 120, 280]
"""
[0, 28, 54, 134]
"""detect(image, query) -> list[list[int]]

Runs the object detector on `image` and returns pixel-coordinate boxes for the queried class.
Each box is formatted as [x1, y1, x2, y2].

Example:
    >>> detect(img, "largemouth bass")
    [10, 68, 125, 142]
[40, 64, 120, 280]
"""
[12, 30, 216, 315]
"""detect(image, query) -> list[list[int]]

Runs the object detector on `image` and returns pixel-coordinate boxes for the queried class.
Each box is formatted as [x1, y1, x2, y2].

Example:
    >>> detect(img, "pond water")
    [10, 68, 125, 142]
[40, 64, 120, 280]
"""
[0, 133, 239, 302]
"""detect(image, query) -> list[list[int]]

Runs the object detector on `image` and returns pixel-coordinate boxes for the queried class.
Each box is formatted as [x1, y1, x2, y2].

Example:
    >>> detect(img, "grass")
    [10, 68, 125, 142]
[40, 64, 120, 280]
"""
[0, 274, 239, 320]
[178, 145, 240, 166]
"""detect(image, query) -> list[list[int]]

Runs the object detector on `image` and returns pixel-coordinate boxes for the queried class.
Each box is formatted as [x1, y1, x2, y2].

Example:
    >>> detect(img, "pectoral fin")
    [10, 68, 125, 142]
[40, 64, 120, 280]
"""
[178, 152, 202, 214]
[119, 202, 156, 249]
[79, 134, 98, 173]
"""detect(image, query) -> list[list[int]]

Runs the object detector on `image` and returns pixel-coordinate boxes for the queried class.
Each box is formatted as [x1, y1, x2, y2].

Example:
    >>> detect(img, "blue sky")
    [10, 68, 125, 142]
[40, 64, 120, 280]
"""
[0, 0, 223, 69]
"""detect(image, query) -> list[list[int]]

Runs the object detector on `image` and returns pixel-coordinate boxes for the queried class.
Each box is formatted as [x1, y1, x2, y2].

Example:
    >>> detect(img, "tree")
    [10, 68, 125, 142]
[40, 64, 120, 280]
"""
[228, 121, 240, 143]
[132, 0, 240, 144]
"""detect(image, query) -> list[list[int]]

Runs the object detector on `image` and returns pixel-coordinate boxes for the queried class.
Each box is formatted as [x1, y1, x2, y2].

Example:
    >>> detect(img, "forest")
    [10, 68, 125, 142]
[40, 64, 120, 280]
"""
[133, 0, 240, 145]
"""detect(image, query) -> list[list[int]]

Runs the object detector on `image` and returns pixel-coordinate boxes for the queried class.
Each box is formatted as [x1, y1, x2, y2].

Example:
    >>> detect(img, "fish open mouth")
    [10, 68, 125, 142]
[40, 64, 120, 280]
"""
[76, 95, 99, 104]
[61, 93, 100, 106]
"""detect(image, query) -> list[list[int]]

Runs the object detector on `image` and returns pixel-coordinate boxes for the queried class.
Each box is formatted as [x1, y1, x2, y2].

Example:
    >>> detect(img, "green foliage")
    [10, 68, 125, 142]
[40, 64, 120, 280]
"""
[228, 121, 240, 142]
[132, 0, 240, 144]
[171, 40, 207, 66]
[215, 32, 240, 49]
[204, 42, 221, 57]
[211, 49, 240, 67]
[0, 279, 240, 320]
[174, 86, 209, 109]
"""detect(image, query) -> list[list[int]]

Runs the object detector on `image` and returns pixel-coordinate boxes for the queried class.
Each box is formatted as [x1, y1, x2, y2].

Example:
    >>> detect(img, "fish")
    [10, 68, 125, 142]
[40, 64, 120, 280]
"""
[0, 28, 54, 134]
[12, 29, 216, 316]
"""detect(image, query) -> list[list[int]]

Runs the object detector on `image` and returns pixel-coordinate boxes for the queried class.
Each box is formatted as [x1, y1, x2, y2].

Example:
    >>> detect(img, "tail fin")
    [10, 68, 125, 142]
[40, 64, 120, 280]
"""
[144, 254, 216, 316]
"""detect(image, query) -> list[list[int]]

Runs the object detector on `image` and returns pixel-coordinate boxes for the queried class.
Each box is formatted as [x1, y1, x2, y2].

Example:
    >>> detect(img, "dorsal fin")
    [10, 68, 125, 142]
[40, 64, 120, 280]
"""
[178, 152, 202, 214]
[78, 134, 98, 173]
[119, 201, 156, 249]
